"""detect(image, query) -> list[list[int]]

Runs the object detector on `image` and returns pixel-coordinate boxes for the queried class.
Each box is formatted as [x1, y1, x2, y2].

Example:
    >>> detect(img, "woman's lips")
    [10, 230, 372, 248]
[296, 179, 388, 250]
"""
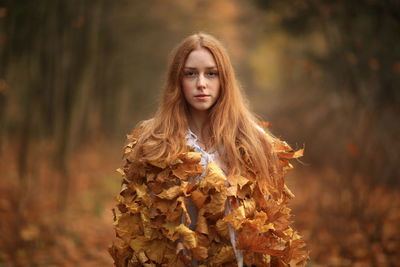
[194, 94, 210, 100]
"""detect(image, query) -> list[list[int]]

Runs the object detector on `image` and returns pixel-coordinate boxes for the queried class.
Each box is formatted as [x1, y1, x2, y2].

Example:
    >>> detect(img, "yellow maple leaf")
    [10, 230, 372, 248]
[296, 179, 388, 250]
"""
[215, 219, 230, 240]
[199, 162, 227, 192]
[208, 246, 235, 266]
[203, 190, 227, 216]
[175, 224, 197, 249]
[161, 220, 180, 242]
[223, 205, 246, 230]
[115, 213, 142, 243]
[190, 189, 208, 209]
[195, 209, 209, 235]
[192, 246, 208, 262]
[157, 185, 183, 200]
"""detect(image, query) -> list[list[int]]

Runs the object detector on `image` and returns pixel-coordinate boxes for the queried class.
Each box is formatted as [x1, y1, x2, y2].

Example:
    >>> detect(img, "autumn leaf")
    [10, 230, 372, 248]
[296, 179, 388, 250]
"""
[172, 162, 203, 180]
[237, 223, 285, 256]
[175, 224, 197, 249]
[161, 220, 180, 242]
[203, 190, 227, 217]
[242, 198, 256, 217]
[215, 219, 230, 240]
[208, 246, 235, 266]
[190, 189, 208, 209]
[277, 148, 304, 159]
[223, 205, 246, 230]
[114, 213, 142, 243]
[196, 209, 209, 235]
[199, 162, 227, 192]
[157, 184, 184, 200]
[129, 238, 166, 264]
[172, 152, 203, 179]
[192, 246, 208, 262]
[178, 152, 202, 163]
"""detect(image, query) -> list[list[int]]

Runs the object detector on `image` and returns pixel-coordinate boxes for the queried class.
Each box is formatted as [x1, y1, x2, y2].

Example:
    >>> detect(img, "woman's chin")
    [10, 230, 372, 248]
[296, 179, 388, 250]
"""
[190, 105, 212, 113]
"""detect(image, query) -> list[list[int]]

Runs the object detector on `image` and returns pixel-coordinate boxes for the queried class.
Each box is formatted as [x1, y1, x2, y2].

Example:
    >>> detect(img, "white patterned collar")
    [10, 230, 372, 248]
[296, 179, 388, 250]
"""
[185, 129, 217, 155]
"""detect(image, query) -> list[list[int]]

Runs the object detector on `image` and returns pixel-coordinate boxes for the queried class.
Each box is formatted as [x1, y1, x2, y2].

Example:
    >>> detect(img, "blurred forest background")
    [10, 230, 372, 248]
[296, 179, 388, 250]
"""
[1, 0, 399, 266]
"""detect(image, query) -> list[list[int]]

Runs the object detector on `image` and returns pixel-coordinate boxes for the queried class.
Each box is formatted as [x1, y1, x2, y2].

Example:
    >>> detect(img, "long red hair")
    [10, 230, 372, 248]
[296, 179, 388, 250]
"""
[132, 32, 280, 195]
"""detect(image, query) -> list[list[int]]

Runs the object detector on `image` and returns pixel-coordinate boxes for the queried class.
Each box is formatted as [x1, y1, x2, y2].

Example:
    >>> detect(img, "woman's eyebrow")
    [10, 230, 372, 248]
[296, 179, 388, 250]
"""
[183, 66, 218, 70]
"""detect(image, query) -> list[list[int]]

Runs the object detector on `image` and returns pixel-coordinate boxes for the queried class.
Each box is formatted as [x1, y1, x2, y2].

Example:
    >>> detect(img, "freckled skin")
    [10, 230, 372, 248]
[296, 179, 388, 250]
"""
[182, 48, 220, 115]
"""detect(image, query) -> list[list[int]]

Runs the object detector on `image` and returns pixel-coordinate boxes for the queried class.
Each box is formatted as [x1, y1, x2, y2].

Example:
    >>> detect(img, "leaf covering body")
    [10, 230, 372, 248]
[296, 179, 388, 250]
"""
[109, 126, 309, 266]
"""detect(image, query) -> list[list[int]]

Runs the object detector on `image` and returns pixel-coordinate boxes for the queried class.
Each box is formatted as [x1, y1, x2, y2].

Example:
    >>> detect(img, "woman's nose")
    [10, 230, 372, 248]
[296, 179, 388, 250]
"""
[196, 74, 206, 89]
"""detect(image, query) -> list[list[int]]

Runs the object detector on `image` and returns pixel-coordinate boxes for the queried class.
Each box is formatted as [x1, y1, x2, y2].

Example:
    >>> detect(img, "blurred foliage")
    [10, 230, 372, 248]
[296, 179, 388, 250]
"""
[0, 0, 399, 266]
[249, 0, 400, 181]
[250, 1, 400, 265]
[255, 0, 400, 106]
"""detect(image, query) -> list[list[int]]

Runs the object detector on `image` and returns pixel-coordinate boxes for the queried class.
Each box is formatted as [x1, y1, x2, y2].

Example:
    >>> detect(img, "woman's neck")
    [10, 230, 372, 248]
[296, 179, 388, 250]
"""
[188, 109, 210, 147]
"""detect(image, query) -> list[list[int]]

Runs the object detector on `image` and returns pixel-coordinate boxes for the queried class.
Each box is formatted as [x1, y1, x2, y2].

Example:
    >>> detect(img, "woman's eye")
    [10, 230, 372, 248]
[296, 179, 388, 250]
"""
[184, 71, 196, 77]
[207, 71, 218, 77]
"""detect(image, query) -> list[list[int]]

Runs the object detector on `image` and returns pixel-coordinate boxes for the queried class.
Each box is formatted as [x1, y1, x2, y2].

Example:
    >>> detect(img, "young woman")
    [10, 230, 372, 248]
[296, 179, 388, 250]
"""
[109, 33, 308, 267]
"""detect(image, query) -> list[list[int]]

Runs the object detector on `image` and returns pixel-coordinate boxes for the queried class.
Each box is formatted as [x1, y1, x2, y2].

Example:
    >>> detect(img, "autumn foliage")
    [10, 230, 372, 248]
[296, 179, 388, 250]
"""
[109, 126, 308, 266]
[1, 0, 399, 266]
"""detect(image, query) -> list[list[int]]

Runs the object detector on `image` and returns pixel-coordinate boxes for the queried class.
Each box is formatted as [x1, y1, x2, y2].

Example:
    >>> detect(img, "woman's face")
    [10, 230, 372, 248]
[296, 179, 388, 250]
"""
[181, 47, 220, 115]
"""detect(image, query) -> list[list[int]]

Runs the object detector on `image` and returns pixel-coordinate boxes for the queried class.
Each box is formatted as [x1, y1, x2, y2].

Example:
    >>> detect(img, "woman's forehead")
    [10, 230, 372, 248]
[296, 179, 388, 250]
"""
[184, 48, 217, 68]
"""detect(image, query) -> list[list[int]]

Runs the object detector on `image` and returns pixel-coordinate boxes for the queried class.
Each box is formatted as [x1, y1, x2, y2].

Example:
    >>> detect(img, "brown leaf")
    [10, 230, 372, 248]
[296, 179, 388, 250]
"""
[157, 184, 184, 200]
[161, 220, 180, 242]
[204, 190, 227, 217]
[237, 223, 285, 256]
[115, 213, 142, 243]
[129, 238, 166, 264]
[175, 224, 197, 249]
[277, 148, 304, 159]
[223, 205, 246, 230]
[196, 209, 209, 235]
[149, 160, 168, 169]
[192, 246, 208, 262]
[242, 198, 256, 217]
[131, 183, 152, 206]
[208, 246, 235, 266]
[199, 162, 227, 192]
[190, 189, 208, 209]
[172, 152, 203, 179]
[179, 152, 202, 163]
[284, 184, 295, 199]
[156, 169, 172, 183]
[172, 163, 203, 180]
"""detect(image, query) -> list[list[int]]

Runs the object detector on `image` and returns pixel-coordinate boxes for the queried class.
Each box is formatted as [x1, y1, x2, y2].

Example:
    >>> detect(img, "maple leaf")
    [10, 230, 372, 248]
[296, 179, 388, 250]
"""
[175, 224, 197, 249]
[196, 208, 209, 235]
[190, 189, 208, 209]
[237, 223, 285, 256]
[157, 184, 183, 200]
[172, 152, 203, 179]
[208, 246, 235, 266]
[114, 213, 142, 244]
[199, 162, 227, 192]
[223, 205, 246, 230]
[215, 219, 230, 240]
[203, 190, 227, 217]
[192, 246, 208, 262]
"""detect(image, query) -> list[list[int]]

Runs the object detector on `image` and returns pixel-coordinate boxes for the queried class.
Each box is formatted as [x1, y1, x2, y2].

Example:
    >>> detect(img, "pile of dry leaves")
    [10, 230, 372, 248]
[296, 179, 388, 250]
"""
[109, 126, 309, 266]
